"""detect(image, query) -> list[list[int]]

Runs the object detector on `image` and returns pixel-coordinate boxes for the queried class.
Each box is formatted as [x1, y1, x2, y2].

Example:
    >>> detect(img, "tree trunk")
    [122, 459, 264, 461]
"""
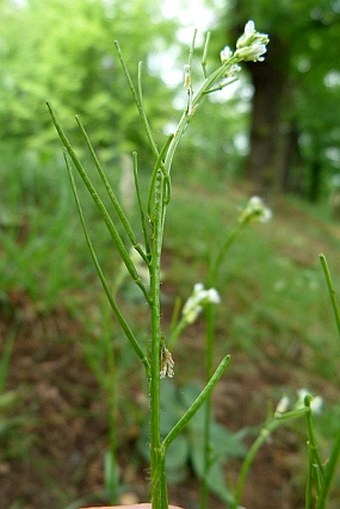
[281, 124, 306, 196]
[244, 36, 291, 195]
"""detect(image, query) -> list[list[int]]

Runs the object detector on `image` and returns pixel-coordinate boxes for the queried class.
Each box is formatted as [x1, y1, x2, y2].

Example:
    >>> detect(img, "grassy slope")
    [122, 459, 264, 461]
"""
[2, 167, 340, 506]
[165, 176, 340, 436]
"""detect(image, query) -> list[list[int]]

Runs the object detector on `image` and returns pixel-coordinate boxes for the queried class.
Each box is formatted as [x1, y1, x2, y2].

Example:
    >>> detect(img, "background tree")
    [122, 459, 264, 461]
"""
[211, 0, 340, 198]
[0, 0, 176, 165]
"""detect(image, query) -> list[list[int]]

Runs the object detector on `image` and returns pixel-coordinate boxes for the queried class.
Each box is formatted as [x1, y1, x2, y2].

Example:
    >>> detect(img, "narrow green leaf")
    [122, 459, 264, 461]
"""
[64, 152, 150, 374]
[137, 61, 160, 159]
[161, 355, 231, 451]
[201, 31, 211, 78]
[114, 41, 159, 159]
[319, 253, 340, 339]
[187, 28, 198, 68]
[74, 114, 147, 263]
[46, 101, 150, 303]
[132, 151, 151, 258]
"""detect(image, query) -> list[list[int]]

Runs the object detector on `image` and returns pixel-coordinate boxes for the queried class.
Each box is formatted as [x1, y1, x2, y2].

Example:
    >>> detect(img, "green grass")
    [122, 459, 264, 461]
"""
[2, 152, 340, 506]
[165, 177, 340, 378]
[0, 146, 129, 312]
[3, 151, 340, 385]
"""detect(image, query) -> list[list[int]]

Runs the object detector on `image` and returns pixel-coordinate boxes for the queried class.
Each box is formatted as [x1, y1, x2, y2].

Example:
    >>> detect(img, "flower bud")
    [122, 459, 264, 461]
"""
[220, 45, 233, 63]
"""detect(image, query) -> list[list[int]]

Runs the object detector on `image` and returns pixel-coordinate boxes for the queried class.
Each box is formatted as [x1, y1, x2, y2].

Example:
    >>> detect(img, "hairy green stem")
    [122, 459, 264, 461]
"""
[149, 171, 167, 509]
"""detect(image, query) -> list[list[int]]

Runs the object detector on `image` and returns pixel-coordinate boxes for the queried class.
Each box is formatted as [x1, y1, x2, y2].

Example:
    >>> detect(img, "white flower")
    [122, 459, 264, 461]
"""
[235, 43, 268, 62]
[236, 20, 269, 49]
[296, 389, 323, 415]
[182, 283, 221, 324]
[238, 196, 272, 224]
[220, 45, 233, 63]
[235, 20, 269, 62]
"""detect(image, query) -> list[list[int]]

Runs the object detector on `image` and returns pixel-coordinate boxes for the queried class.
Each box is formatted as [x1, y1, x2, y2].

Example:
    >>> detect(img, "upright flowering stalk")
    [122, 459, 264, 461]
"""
[199, 23, 269, 503]
[200, 194, 271, 509]
[48, 20, 269, 509]
[232, 392, 314, 509]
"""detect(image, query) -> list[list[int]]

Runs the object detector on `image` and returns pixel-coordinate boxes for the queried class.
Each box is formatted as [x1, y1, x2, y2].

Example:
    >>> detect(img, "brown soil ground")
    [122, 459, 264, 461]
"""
[0, 288, 318, 509]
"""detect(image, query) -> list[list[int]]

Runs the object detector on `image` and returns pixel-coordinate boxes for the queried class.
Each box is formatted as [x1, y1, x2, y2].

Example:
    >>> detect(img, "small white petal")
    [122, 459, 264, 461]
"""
[275, 395, 290, 415]
[245, 20, 255, 36]
[311, 396, 323, 414]
[207, 288, 221, 304]
[296, 389, 323, 414]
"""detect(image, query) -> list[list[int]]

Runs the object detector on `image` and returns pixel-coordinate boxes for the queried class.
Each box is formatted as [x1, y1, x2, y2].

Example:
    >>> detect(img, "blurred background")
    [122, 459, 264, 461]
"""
[1, 0, 340, 508]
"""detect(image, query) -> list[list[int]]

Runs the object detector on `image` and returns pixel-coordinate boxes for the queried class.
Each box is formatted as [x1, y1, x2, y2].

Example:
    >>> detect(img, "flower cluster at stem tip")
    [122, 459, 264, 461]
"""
[238, 196, 272, 224]
[182, 283, 220, 324]
[220, 20, 269, 65]
[297, 388, 323, 414]
[275, 389, 323, 417]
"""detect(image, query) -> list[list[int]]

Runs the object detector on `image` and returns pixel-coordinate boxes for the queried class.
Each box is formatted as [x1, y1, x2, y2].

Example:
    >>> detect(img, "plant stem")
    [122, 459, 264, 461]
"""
[305, 442, 313, 509]
[200, 224, 244, 509]
[305, 404, 324, 478]
[163, 58, 238, 178]
[149, 171, 167, 509]
[233, 422, 278, 508]
[234, 408, 307, 509]
[316, 429, 340, 509]
[200, 301, 216, 509]
[104, 306, 118, 503]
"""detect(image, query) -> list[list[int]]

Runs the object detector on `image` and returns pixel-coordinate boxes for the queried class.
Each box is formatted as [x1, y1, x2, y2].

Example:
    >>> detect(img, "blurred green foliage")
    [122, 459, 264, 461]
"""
[0, 0, 176, 161]
[201, 0, 340, 198]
